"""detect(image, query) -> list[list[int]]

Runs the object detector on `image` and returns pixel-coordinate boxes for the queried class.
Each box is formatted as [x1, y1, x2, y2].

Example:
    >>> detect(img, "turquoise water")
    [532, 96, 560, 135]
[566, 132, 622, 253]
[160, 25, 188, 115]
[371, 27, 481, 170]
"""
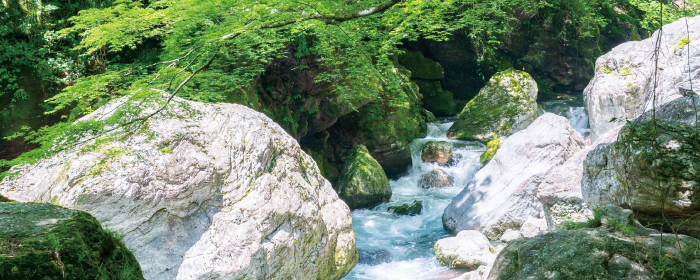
[343, 121, 485, 280]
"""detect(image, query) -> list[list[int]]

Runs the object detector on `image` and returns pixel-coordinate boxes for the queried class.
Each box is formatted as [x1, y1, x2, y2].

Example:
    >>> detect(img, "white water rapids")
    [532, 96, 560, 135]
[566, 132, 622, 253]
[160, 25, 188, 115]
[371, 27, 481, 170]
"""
[342, 98, 590, 280]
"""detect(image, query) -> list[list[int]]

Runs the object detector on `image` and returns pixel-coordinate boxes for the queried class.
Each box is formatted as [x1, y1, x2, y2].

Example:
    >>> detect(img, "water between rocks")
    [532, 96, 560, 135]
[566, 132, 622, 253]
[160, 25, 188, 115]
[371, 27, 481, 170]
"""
[342, 98, 589, 280]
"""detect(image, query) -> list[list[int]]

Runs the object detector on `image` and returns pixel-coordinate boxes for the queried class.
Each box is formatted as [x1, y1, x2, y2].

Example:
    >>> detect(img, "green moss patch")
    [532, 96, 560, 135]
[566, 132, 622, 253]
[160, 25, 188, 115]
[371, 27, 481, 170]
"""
[447, 69, 538, 143]
[480, 138, 502, 165]
[416, 80, 457, 117]
[0, 202, 144, 280]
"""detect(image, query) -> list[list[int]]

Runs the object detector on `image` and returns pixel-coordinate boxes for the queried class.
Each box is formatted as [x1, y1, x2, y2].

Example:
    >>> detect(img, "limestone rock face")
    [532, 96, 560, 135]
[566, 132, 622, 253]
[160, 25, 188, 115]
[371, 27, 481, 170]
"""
[418, 169, 454, 189]
[487, 228, 700, 280]
[443, 114, 585, 239]
[435, 230, 497, 270]
[0, 202, 145, 279]
[537, 126, 622, 228]
[584, 15, 700, 142]
[336, 145, 392, 209]
[421, 141, 453, 165]
[447, 69, 539, 143]
[0, 96, 358, 280]
[583, 96, 700, 237]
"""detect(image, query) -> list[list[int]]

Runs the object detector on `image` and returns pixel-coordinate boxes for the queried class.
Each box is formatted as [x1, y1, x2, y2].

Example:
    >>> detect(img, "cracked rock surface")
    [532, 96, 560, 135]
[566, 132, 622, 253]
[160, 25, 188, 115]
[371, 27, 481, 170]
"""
[0, 96, 358, 280]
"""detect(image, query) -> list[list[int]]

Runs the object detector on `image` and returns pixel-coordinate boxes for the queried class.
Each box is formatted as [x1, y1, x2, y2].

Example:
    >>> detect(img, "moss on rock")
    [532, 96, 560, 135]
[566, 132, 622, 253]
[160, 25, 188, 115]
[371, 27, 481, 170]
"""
[397, 50, 445, 80]
[480, 138, 502, 165]
[447, 69, 538, 143]
[387, 201, 422, 216]
[335, 145, 392, 209]
[0, 202, 144, 280]
[415, 80, 457, 117]
[489, 228, 700, 280]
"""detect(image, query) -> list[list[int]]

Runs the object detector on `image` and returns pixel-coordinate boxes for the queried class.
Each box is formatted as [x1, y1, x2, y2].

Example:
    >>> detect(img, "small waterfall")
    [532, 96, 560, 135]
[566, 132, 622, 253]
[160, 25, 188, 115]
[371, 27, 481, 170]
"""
[343, 99, 588, 279]
[343, 120, 485, 280]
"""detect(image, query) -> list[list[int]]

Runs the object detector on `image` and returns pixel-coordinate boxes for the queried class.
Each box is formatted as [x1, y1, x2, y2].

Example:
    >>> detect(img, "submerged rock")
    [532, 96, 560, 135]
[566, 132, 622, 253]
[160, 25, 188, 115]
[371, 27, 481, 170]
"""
[0, 96, 357, 280]
[584, 15, 700, 141]
[443, 114, 585, 239]
[435, 230, 497, 270]
[418, 169, 454, 189]
[0, 202, 144, 279]
[583, 96, 700, 237]
[487, 228, 700, 280]
[447, 69, 539, 143]
[387, 200, 423, 216]
[357, 250, 392, 265]
[422, 141, 453, 165]
[337, 145, 392, 209]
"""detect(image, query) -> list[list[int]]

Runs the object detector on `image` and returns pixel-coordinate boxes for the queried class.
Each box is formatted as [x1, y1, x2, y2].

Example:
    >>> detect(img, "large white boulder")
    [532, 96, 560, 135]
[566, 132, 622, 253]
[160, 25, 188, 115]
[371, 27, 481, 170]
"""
[584, 15, 700, 142]
[0, 96, 358, 280]
[442, 113, 585, 239]
[537, 126, 622, 228]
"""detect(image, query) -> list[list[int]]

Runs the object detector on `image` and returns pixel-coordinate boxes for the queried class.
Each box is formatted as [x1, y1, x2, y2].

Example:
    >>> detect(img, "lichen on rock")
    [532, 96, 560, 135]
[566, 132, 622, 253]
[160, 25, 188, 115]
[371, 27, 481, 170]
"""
[336, 145, 392, 209]
[447, 69, 539, 143]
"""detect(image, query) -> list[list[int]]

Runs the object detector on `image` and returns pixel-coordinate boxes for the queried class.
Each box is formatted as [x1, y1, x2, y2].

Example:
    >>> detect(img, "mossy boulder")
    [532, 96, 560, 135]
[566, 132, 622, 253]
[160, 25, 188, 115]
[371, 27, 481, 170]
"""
[447, 69, 538, 143]
[0, 202, 144, 280]
[397, 50, 445, 80]
[421, 141, 453, 166]
[336, 145, 392, 209]
[387, 201, 423, 216]
[416, 80, 457, 117]
[488, 228, 700, 280]
[480, 138, 502, 165]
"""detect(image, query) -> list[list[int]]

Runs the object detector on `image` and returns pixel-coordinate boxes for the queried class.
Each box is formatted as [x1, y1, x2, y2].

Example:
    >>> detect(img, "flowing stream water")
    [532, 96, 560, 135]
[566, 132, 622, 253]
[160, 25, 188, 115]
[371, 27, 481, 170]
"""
[343, 97, 590, 280]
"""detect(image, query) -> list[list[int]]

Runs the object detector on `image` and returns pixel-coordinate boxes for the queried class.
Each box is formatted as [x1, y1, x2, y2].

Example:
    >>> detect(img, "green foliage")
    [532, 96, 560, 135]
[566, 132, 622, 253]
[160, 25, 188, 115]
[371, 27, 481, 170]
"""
[630, 0, 700, 31]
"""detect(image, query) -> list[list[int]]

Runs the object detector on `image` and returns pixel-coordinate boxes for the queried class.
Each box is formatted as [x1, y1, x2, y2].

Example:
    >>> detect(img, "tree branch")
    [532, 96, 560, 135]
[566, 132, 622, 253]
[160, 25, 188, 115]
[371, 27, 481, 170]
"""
[259, 0, 402, 28]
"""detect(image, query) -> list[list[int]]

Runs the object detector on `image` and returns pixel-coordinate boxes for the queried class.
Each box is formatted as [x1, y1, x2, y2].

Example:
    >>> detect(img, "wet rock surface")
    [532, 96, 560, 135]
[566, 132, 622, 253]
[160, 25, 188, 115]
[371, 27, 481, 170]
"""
[418, 169, 454, 189]
[422, 141, 454, 165]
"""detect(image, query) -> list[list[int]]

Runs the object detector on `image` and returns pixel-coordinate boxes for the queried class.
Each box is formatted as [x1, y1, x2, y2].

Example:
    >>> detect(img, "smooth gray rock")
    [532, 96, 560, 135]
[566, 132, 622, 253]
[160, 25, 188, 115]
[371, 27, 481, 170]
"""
[584, 15, 700, 142]
[443, 114, 585, 239]
[0, 95, 358, 280]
